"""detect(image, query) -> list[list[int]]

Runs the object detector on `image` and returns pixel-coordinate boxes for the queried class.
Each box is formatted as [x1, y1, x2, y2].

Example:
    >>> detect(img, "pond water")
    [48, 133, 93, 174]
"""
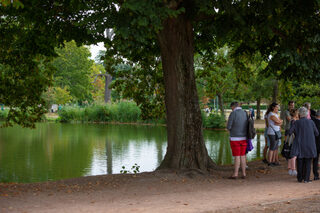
[0, 123, 266, 183]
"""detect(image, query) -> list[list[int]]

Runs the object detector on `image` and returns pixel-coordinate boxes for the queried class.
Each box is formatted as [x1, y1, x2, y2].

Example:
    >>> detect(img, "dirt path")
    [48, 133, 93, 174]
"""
[1, 158, 320, 213]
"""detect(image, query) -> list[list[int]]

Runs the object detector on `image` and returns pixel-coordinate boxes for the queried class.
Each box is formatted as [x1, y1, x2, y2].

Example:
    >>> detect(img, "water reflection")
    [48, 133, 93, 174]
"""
[0, 123, 265, 183]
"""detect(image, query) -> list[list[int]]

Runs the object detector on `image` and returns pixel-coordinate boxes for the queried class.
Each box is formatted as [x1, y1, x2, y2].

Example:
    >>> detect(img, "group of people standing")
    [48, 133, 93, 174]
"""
[263, 101, 320, 183]
[227, 101, 320, 183]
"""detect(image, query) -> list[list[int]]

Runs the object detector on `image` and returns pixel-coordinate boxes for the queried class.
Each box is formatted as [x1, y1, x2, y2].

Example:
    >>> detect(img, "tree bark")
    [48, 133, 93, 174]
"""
[256, 98, 261, 120]
[217, 93, 224, 116]
[104, 73, 112, 103]
[157, 15, 215, 171]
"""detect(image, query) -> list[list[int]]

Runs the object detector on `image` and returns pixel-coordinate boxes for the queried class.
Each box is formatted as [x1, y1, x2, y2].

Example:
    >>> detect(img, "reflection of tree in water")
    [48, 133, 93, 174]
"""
[217, 135, 232, 165]
[102, 125, 167, 173]
[0, 123, 94, 183]
[204, 131, 232, 165]
[217, 137, 232, 165]
[256, 134, 261, 159]
[156, 137, 164, 167]
[105, 139, 113, 174]
[4, 123, 266, 181]
[204, 131, 270, 165]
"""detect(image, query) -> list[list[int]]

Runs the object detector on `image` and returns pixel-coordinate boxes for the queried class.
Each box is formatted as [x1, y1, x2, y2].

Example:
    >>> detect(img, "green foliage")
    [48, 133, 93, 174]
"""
[1, 0, 24, 8]
[241, 105, 267, 110]
[54, 87, 73, 105]
[2, 0, 320, 134]
[110, 63, 165, 120]
[196, 47, 237, 100]
[42, 86, 72, 108]
[219, 0, 320, 83]
[202, 113, 226, 129]
[58, 101, 141, 123]
[90, 63, 106, 103]
[0, 109, 9, 120]
[292, 83, 320, 110]
[120, 164, 140, 174]
[51, 41, 94, 102]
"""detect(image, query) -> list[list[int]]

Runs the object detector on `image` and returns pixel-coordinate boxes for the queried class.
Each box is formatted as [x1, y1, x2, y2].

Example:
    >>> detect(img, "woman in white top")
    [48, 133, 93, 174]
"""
[267, 102, 283, 166]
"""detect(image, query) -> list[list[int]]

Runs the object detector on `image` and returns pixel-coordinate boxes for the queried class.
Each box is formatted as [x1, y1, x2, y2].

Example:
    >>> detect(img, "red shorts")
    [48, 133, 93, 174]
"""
[230, 140, 247, 156]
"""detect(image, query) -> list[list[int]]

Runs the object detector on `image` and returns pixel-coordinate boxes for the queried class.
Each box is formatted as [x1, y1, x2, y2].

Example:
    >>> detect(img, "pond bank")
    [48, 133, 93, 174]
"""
[1, 157, 320, 212]
[45, 113, 267, 131]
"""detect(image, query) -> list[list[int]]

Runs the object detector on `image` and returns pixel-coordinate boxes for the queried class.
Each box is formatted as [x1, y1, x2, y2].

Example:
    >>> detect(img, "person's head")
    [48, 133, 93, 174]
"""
[230, 102, 239, 111]
[270, 102, 279, 113]
[288, 101, 295, 110]
[299, 107, 308, 118]
[290, 109, 298, 119]
[304, 102, 311, 110]
[316, 110, 320, 119]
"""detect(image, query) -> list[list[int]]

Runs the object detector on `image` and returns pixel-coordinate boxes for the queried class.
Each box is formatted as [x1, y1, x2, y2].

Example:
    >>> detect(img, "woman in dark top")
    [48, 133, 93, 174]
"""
[311, 110, 320, 180]
[290, 107, 319, 183]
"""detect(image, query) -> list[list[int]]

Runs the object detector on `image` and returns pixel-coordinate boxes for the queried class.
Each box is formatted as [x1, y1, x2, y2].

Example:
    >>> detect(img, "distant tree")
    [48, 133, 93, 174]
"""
[42, 86, 72, 108]
[93, 30, 118, 103]
[90, 63, 106, 103]
[110, 61, 166, 120]
[242, 54, 273, 119]
[51, 41, 94, 102]
[54, 87, 72, 105]
[196, 47, 237, 116]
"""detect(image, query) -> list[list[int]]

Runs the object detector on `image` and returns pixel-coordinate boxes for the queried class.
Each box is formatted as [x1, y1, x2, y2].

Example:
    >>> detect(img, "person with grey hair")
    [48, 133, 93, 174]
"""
[227, 101, 248, 179]
[290, 107, 319, 183]
[311, 110, 320, 180]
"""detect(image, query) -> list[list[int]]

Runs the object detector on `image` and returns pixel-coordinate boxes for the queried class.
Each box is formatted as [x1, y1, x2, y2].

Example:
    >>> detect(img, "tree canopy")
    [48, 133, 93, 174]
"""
[1, 0, 320, 171]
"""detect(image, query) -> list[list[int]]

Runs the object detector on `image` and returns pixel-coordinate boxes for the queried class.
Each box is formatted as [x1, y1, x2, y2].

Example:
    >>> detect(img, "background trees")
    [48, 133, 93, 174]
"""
[51, 41, 94, 103]
[196, 47, 236, 116]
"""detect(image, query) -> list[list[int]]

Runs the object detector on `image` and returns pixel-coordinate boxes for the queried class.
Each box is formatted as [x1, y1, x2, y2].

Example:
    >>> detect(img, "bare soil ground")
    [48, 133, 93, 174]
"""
[1, 157, 320, 213]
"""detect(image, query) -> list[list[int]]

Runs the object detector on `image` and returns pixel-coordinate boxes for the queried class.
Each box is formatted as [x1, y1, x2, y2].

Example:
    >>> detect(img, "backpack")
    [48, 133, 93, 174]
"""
[247, 113, 256, 139]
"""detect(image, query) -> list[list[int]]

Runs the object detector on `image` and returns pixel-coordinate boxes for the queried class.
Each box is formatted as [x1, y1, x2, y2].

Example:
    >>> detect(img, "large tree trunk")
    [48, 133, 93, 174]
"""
[217, 93, 224, 116]
[256, 98, 261, 120]
[157, 15, 215, 171]
[104, 73, 112, 103]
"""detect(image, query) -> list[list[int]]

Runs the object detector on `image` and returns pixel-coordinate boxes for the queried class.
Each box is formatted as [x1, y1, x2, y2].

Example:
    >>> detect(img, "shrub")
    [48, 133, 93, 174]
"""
[58, 101, 141, 123]
[204, 113, 226, 128]
[0, 109, 8, 120]
[58, 106, 83, 122]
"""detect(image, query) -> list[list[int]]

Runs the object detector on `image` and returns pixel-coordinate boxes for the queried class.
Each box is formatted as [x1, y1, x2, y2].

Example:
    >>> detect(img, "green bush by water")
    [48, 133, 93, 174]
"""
[203, 112, 226, 128]
[58, 101, 142, 123]
[0, 109, 8, 120]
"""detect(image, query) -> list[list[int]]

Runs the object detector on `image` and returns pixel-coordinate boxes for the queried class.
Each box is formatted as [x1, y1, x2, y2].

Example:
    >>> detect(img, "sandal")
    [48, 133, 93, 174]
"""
[228, 176, 238, 179]
[241, 175, 246, 179]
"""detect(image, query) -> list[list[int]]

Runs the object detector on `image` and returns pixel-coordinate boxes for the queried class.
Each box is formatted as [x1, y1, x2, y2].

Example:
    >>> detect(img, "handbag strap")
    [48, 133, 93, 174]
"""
[269, 125, 277, 134]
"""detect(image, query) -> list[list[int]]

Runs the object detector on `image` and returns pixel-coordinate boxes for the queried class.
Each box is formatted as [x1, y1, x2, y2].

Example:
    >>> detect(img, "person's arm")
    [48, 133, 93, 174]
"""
[265, 117, 269, 127]
[286, 111, 291, 122]
[270, 115, 283, 126]
[227, 112, 234, 131]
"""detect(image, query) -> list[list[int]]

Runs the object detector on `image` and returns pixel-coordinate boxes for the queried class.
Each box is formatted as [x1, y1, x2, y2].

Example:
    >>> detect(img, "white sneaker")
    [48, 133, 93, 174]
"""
[292, 170, 297, 176]
[288, 169, 293, 175]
